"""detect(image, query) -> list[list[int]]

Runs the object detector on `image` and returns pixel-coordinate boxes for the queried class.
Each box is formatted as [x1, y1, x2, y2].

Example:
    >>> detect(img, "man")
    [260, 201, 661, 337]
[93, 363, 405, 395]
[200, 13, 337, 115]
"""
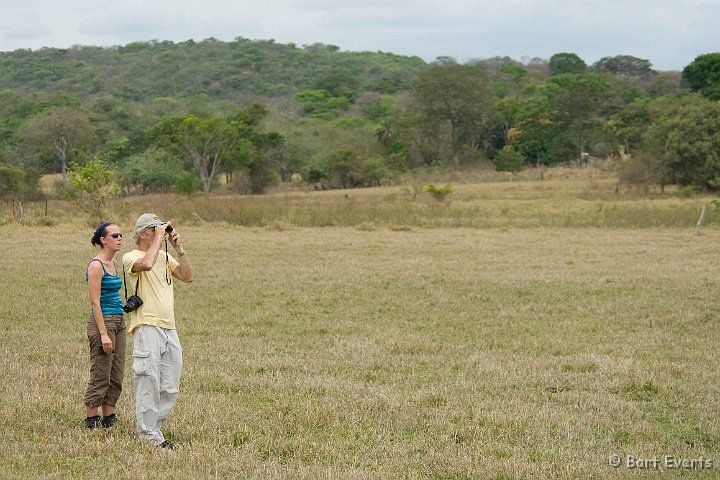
[122, 213, 194, 449]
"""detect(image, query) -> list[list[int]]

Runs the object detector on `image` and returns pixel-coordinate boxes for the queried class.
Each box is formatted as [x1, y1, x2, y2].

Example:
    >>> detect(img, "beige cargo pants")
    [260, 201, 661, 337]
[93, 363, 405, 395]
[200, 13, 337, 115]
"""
[132, 325, 182, 446]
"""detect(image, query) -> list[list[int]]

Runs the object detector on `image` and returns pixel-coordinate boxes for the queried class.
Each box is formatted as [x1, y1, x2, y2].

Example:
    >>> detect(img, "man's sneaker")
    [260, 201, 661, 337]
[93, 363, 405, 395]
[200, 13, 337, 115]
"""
[85, 415, 101, 429]
[159, 440, 176, 450]
[101, 413, 117, 428]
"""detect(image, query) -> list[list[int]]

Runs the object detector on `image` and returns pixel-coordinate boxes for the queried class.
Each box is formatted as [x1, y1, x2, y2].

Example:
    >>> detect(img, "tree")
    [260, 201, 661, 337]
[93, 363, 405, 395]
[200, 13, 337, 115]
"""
[682, 53, 720, 100]
[607, 101, 653, 158]
[646, 72, 681, 98]
[0, 90, 44, 140]
[66, 158, 119, 223]
[410, 64, 492, 170]
[362, 96, 395, 123]
[492, 63, 528, 98]
[222, 103, 271, 184]
[327, 148, 364, 188]
[510, 94, 558, 165]
[548, 53, 587, 76]
[363, 157, 389, 186]
[642, 98, 720, 189]
[375, 121, 395, 148]
[0, 163, 37, 199]
[550, 74, 622, 165]
[490, 97, 520, 149]
[591, 55, 655, 78]
[0, 162, 41, 222]
[150, 115, 249, 193]
[20, 107, 96, 181]
[171, 171, 202, 196]
[119, 146, 184, 194]
[232, 103, 270, 126]
[295, 90, 351, 118]
[247, 132, 284, 194]
[617, 153, 668, 191]
[513, 73, 621, 165]
[404, 115, 448, 167]
[433, 56, 457, 66]
[311, 71, 360, 100]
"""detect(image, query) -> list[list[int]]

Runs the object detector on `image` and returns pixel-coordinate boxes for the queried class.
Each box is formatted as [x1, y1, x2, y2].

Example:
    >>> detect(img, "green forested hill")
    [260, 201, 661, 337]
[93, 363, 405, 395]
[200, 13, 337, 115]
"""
[0, 37, 430, 198]
[3, 37, 717, 204]
[0, 37, 426, 100]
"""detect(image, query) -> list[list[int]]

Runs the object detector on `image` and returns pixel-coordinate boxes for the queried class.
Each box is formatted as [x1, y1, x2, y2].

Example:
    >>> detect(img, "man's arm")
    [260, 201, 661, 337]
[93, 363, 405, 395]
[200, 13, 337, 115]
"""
[169, 230, 194, 283]
[131, 225, 166, 272]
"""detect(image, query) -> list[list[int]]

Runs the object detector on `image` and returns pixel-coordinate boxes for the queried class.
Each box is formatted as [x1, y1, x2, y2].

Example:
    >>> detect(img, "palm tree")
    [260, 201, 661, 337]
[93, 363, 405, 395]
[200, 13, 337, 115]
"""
[375, 122, 394, 148]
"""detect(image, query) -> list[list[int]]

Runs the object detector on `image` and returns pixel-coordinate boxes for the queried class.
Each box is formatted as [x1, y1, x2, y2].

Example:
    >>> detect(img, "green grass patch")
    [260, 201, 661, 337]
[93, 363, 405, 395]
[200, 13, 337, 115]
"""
[1, 224, 719, 477]
[2, 173, 719, 477]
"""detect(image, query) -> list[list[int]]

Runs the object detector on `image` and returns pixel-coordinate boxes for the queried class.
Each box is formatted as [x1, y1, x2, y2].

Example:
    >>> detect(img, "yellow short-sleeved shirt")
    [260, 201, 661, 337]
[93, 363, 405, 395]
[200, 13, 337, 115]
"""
[122, 249, 179, 333]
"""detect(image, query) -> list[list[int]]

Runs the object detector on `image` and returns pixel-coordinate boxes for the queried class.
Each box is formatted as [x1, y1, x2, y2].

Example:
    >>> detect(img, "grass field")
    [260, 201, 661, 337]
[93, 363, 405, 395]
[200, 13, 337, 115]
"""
[2, 172, 720, 478]
[17, 168, 716, 230]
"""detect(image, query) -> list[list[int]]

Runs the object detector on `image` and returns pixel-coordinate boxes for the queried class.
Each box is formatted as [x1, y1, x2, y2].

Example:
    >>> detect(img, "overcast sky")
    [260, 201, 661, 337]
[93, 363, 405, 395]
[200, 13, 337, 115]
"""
[1, 0, 717, 71]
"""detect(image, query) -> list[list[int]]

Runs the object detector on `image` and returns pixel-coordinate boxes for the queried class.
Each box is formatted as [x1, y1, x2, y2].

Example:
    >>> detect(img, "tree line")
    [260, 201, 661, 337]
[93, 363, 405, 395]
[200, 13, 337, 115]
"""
[0, 37, 719, 205]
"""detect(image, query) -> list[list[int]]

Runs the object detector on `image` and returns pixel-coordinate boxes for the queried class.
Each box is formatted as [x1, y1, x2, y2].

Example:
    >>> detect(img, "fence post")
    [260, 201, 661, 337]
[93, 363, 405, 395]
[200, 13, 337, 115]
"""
[695, 204, 707, 236]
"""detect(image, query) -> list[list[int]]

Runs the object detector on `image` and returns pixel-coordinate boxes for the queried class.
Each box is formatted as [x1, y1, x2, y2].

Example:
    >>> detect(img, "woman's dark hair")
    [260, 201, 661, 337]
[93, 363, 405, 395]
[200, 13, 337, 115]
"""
[91, 222, 112, 247]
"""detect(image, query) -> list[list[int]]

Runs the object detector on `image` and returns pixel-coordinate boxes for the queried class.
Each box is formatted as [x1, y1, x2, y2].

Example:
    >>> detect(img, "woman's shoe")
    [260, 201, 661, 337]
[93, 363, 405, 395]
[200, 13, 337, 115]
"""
[101, 413, 117, 428]
[85, 415, 101, 429]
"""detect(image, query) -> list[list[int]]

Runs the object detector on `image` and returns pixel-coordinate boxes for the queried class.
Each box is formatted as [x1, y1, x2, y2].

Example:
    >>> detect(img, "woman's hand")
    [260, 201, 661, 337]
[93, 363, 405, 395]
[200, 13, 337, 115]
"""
[101, 333, 113, 354]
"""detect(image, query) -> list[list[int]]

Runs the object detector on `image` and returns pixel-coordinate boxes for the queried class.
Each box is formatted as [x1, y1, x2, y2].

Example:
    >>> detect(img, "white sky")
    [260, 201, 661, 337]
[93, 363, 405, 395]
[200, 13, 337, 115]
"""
[0, 0, 717, 71]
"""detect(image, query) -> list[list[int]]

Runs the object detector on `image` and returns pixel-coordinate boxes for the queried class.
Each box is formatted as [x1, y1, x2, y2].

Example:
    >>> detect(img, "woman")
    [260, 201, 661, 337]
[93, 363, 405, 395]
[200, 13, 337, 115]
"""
[84, 222, 126, 429]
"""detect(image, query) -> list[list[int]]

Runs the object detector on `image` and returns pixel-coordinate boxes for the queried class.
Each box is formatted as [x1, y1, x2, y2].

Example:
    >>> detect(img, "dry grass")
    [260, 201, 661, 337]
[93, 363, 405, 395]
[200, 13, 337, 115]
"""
[9, 168, 714, 231]
[2, 171, 719, 478]
[1, 218, 719, 478]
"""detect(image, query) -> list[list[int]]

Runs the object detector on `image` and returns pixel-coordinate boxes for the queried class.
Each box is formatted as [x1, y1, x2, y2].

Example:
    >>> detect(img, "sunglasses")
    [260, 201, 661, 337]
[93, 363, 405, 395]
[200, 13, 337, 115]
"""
[105, 233, 123, 239]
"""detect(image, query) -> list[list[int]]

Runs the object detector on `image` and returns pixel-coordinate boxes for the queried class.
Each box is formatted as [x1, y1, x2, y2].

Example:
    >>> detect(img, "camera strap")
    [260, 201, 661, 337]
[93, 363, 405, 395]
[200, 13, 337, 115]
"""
[165, 237, 172, 286]
[122, 268, 140, 301]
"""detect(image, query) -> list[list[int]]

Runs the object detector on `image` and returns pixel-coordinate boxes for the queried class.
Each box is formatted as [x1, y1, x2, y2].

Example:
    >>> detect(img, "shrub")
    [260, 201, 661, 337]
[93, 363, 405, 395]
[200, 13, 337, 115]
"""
[424, 183, 454, 201]
[363, 157, 389, 186]
[677, 185, 696, 198]
[302, 156, 331, 185]
[248, 165, 280, 194]
[401, 182, 424, 201]
[171, 171, 202, 196]
[0, 163, 42, 201]
[385, 141, 411, 172]
[495, 147, 526, 173]
[361, 97, 395, 122]
[120, 147, 184, 193]
[295, 90, 350, 118]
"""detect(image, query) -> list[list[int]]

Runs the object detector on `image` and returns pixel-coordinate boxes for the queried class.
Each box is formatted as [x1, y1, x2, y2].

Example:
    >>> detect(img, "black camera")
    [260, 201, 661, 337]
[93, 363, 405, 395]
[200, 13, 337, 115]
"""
[123, 294, 143, 313]
[163, 223, 173, 233]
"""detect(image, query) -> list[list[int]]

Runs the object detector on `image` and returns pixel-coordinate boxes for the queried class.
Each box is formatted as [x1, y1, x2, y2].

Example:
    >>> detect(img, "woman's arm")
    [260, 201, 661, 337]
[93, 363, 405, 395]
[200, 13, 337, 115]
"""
[87, 261, 113, 354]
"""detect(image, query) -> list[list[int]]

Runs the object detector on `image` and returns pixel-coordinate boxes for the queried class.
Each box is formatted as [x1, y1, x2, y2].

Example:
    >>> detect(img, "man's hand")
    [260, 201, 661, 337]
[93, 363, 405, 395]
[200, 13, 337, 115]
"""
[169, 229, 183, 251]
[168, 226, 193, 283]
[154, 223, 169, 239]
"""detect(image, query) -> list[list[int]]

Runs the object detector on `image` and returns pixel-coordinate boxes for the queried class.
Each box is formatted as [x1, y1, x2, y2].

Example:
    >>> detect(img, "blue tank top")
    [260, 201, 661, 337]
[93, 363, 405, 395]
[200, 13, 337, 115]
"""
[86, 259, 124, 315]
